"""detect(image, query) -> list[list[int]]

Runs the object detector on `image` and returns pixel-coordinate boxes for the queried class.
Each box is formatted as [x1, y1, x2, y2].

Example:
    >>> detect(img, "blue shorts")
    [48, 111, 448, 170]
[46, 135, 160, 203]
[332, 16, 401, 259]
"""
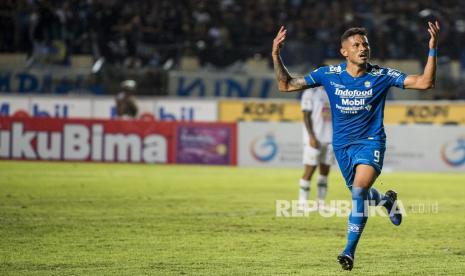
[334, 140, 386, 189]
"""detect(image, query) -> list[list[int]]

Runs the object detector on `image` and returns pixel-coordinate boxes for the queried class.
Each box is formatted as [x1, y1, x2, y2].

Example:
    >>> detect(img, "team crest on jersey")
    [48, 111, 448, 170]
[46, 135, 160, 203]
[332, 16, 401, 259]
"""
[364, 81, 371, 88]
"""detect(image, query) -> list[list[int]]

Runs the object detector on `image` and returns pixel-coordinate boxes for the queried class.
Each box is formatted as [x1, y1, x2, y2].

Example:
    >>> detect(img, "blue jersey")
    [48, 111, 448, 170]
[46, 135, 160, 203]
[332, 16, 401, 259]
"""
[304, 62, 406, 150]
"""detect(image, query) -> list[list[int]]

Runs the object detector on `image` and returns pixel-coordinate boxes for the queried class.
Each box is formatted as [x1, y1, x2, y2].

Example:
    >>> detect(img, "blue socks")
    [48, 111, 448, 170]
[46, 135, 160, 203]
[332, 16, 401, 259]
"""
[368, 187, 383, 206]
[343, 187, 369, 257]
[343, 188, 401, 257]
[368, 188, 396, 217]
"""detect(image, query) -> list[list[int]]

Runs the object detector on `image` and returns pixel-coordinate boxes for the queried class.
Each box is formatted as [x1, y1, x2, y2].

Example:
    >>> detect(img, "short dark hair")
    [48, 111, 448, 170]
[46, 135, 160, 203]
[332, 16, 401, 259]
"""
[340, 27, 368, 44]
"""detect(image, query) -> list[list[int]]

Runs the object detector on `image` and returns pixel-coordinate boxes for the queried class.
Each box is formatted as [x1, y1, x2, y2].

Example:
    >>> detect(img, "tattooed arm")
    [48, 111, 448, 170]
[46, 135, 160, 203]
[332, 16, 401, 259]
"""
[272, 26, 310, 92]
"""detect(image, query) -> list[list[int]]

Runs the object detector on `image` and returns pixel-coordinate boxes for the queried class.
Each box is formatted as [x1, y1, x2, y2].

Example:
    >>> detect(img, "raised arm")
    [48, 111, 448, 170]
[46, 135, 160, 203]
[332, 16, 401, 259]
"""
[272, 26, 309, 92]
[404, 21, 440, 90]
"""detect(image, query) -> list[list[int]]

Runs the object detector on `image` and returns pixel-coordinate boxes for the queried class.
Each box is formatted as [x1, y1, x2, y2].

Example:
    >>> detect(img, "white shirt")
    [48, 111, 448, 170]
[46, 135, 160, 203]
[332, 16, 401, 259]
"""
[301, 87, 332, 144]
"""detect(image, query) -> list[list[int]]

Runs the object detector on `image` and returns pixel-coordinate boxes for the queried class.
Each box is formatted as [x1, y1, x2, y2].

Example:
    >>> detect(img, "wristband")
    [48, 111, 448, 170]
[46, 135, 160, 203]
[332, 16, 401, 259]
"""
[428, 48, 437, 57]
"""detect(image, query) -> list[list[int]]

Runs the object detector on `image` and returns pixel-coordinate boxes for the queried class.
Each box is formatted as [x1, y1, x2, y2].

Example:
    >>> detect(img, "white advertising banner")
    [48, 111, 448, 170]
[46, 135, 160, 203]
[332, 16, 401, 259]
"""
[91, 98, 115, 119]
[30, 97, 92, 118]
[237, 123, 465, 172]
[238, 122, 303, 167]
[154, 99, 218, 122]
[1, 95, 216, 121]
[91, 97, 155, 119]
[0, 96, 30, 116]
[1, 95, 93, 118]
[385, 125, 465, 172]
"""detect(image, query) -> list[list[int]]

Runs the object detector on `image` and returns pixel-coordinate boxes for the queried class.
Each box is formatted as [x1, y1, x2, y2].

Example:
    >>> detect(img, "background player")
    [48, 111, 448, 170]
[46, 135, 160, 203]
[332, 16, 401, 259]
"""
[272, 21, 440, 270]
[115, 80, 139, 119]
[298, 83, 334, 211]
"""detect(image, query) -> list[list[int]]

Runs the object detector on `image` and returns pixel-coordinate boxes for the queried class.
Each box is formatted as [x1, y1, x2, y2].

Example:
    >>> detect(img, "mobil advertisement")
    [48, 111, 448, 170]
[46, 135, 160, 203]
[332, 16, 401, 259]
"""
[0, 95, 218, 121]
[30, 97, 93, 118]
[176, 123, 236, 165]
[154, 100, 217, 122]
[238, 122, 302, 167]
[168, 71, 299, 99]
[219, 100, 301, 122]
[0, 117, 237, 165]
[384, 125, 465, 172]
[0, 95, 155, 119]
[0, 95, 93, 118]
[0, 96, 29, 117]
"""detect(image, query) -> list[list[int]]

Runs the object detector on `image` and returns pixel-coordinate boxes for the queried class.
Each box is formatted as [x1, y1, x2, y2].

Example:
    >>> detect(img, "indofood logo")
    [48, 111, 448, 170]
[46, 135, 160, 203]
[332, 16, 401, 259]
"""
[441, 138, 465, 167]
[335, 88, 373, 98]
[250, 133, 278, 162]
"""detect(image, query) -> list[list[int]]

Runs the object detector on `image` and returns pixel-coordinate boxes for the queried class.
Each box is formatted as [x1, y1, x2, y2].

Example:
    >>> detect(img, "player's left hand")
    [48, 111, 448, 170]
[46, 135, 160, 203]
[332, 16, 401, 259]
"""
[309, 137, 320, 149]
[427, 21, 440, 49]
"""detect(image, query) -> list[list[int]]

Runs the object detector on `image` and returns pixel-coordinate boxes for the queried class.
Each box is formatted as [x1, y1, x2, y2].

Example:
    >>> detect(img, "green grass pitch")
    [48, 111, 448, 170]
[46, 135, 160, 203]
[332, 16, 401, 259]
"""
[1, 161, 464, 275]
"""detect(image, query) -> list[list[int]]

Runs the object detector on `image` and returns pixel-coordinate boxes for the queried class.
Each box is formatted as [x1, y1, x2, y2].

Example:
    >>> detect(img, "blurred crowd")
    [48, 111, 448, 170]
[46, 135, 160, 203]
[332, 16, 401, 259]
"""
[0, 0, 465, 69]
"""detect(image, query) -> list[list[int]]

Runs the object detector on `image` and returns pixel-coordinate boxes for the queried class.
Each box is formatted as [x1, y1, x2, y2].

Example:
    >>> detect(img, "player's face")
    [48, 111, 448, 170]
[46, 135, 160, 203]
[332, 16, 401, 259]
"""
[340, 35, 370, 65]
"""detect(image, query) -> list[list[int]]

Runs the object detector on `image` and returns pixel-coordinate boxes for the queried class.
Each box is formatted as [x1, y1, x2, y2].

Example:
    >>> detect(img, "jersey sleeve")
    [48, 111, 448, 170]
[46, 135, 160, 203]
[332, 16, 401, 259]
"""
[301, 90, 313, 111]
[304, 67, 325, 87]
[385, 68, 407, 89]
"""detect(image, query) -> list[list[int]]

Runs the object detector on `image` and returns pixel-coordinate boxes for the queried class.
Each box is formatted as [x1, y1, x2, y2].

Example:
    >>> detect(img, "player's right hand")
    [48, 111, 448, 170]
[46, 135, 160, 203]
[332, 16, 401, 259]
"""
[272, 26, 286, 57]
[427, 21, 440, 49]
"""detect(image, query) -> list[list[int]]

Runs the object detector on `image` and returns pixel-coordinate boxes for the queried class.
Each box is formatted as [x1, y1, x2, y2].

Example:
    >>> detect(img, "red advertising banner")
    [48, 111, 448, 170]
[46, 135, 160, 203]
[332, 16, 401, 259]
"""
[0, 117, 237, 165]
[0, 117, 176, 163]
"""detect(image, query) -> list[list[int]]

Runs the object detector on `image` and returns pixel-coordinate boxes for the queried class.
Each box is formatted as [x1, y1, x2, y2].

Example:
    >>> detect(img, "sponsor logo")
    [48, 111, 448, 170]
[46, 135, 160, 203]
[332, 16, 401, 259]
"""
[387, 68, 401, 78]
[0, 122, 167, 163]
[0, 71, 101, 94]
[330, 81, 345, 89]
[441, 138, 465, 167]
[0, 103, 69, 118]
[157, 107, 195, 121]
[370, 68, 383, 76]
[342, 98, 365, 106]
[176, 126, 231, 165]
[348, 223, 362, 233]
[250, 133, 278, 162]
[328, 65, 342, 73]
[335, 88, 373, 98]
[335, 104, 364, 113]
[335, 87, 373, 114]
[242, 102, 284, 117]
[406, 105, 448, 120]
[175, 75, 275, 98]
[220, 101, 301, 122]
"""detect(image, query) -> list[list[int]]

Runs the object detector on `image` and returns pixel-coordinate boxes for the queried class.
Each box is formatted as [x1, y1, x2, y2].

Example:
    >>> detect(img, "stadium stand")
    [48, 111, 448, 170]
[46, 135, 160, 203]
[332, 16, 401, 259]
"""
[0, 0, 464, 98]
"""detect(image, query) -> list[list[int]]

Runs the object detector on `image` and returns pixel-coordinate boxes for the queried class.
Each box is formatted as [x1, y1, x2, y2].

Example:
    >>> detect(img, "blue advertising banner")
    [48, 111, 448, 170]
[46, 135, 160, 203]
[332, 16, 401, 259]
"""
[0, 70, 103, 94]
[168, 71, 300, 99]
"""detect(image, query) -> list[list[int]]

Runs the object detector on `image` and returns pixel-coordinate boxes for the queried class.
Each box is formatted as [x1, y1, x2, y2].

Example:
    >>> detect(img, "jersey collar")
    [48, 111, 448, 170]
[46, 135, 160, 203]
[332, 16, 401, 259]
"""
[341, 62, 373, 79]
